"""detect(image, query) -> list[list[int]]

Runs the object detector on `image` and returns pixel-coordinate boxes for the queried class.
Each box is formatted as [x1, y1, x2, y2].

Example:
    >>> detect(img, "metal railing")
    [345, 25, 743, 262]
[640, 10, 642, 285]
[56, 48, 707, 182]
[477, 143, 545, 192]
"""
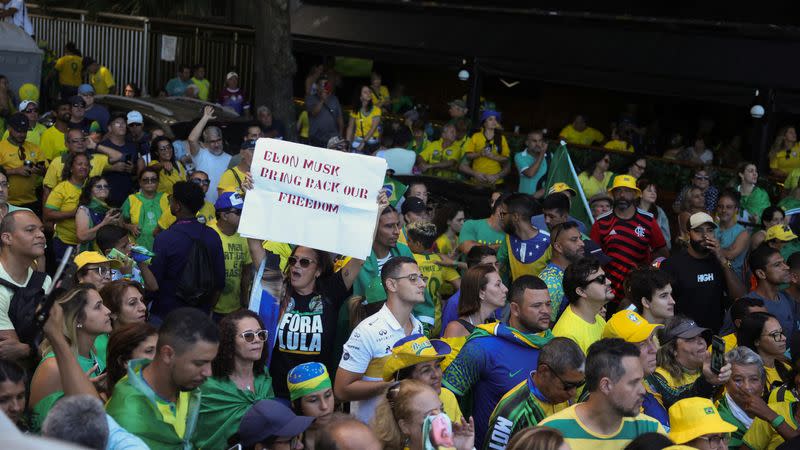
[27, 4, 255, 98]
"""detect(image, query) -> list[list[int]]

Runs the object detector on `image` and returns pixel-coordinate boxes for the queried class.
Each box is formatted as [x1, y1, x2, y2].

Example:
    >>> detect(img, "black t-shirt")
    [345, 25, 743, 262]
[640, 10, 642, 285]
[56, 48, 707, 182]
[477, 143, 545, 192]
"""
[262, 119, 287, 140]
[270, 272, 351, 398]
[660, 250, 727, 332]
[99, 139, 138, 206]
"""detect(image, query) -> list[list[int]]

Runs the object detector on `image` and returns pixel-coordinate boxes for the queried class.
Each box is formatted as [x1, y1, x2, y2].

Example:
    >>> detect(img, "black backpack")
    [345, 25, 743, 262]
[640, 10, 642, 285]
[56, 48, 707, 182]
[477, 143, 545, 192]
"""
[0, 271, 48, 352]
[174, 229, 215, 307]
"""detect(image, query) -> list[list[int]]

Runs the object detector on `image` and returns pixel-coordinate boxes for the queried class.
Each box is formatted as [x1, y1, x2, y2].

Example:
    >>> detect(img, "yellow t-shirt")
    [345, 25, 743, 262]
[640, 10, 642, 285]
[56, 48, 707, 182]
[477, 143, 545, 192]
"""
[603, 139, 634, 152]
[419, 139, 463, 179]
[464, 130, 510, 178]
[350, 106, 381, 140]
[155, 390, 191, 439]
[440, 388, 462, 424]
[190, 77, 210, 101]
[653, 367, 700, 390]
[412, 252, 460, 336]
[559, 125, 605, 146]
[539, 405, 665, 450]
[0, 139, 44, 204]
[770, 143, 800, 174]
[40, 127, 67, 161]
[44, 153, 109, 189]
[217, 166, 247, 196]
[209, 222, 252, 314]
[54, 55, 83, 87]
[552, 305, 606, 354]
[370, 85, 391, 106]
[578, 171, 613, 199]
[743, 401, 798, 450]
[90, 66, 116, 95]
[434, 233, 457, 257]
[148, 160, 186, 195]
[298, 111, 310, 139]
[46, 181, 82, 245]
[764, 361, 791, 390]
[2, 123, 48, 147]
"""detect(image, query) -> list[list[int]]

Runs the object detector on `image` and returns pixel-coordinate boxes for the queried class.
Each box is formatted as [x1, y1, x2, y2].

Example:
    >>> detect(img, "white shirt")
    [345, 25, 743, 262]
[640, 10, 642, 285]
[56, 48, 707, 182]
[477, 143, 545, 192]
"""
[3, 0, 33, 36]
[339, 304, 423, 423]
[192, 147, 231, 204]
[375, 147, 416, 175]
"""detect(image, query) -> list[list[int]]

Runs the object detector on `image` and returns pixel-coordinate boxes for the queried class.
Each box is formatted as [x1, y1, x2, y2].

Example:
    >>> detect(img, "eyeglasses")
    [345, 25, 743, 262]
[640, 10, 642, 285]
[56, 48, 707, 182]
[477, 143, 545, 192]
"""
[585, 274, 607, 286]
[191, 178, 211, 186]
[141, 177, 158, 184]
[86, 266, 112, 278]
[93, 184, 109, 190]
[288, 256, 316, 268]
[762, 330, 786, 342]
[239, 329, 268, 343]
[694, 434, 729, 446]
[158, 145, 173, 151]
[391, 273, 428, 284]
[542, 364, 586, 391]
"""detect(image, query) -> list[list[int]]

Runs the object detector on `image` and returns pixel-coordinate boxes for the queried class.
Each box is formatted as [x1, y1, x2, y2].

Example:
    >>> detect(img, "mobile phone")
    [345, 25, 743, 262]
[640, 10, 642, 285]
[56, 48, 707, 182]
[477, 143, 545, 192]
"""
[711, 335, 725, 374]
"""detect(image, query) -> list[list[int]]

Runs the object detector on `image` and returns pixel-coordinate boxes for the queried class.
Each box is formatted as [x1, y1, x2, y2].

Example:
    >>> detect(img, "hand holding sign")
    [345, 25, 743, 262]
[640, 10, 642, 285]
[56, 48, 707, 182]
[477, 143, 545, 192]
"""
[239, 139, 387, 259]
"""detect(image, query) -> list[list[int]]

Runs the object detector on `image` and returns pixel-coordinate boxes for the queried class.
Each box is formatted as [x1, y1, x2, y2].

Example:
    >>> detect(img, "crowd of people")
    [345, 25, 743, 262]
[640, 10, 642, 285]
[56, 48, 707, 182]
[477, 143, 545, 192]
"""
[6, 33, 800, 450]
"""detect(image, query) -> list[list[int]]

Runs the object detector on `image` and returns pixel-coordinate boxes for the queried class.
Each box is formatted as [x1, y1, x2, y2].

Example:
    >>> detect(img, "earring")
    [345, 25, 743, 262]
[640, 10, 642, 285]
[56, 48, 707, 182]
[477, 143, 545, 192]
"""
[76, 323, 83, 328]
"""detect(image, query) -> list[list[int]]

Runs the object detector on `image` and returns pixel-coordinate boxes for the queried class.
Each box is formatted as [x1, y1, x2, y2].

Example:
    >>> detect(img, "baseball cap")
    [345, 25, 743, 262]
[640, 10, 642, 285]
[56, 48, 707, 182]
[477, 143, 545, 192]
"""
[226, 71, 239, 80]
[78, 84, 95, 95]
[214, 191, 245, 211]
[609, 174, 641, 194]
[74, 251, 122, 270]
[668, 397, 736, 444]
[589, 192, 613, 206]
[401, 196, 427, 215]
[69, 95, 86, 107]
[238, 400, 314, 447]
[688, 212, 717, 231]
[548, 182, 577, 197]
[661, 319, 710, 345]
[603, 310, 663, 343]
[126, 111, 143, 125]
[6, 113, 29, 132]
[480, 109, 501, 123]
[287, 362, 332, 401]
[18, 100, 37, 111]
[448, 99, 467, 109]
[766, 224, 798, 242]
[382, 334, 452, 381]
[240, 139, 257, 151]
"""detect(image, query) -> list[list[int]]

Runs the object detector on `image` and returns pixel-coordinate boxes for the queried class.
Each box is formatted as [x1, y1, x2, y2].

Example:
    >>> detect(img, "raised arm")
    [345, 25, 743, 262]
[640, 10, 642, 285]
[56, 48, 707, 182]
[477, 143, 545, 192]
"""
[188, 106, 216, 157]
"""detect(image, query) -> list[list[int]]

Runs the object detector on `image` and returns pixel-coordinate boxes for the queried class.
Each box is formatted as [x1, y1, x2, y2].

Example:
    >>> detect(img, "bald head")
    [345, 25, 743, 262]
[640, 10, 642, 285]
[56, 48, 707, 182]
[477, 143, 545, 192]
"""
[316, 415, 382, 450]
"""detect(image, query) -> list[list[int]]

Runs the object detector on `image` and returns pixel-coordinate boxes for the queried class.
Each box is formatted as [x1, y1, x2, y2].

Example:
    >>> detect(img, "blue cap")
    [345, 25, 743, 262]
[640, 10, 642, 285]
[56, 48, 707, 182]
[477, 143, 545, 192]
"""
[78, 84, 95, 95]
[480, 109, 501, 123]
[215, 191, 244, 211]
[240, 139, 257, 150]
[239, 400, 314, 447]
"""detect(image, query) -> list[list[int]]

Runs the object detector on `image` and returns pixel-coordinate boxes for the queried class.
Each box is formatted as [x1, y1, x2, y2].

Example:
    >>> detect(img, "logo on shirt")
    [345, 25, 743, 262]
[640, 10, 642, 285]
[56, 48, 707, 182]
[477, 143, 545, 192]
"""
[634, 225, 646, 238]
[697, 273, 715, 283]
[609, 229, 617, 236]
[343, 352, 350, 360]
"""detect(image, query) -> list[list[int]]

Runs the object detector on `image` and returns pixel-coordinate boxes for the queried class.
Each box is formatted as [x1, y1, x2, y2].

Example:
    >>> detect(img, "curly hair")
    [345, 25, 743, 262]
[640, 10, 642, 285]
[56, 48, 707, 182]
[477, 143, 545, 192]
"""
[211, 309, 268, 378]
[61, 152, 90, 182]
[106, 322, 157, 388]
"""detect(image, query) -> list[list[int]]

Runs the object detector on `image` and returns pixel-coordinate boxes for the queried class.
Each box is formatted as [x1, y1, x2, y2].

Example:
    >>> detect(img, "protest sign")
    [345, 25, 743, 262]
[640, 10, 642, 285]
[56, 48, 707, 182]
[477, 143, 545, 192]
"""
[239, 138, 387, 259]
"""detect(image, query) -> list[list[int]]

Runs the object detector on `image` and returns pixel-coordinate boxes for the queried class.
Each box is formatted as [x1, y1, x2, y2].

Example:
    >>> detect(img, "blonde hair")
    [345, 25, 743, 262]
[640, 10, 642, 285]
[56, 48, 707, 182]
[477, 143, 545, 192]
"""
[770, 126, 797, 160]
[371, 379, 432, 450]
[507, 427, 566, 450]
[39, 285, 97, 358]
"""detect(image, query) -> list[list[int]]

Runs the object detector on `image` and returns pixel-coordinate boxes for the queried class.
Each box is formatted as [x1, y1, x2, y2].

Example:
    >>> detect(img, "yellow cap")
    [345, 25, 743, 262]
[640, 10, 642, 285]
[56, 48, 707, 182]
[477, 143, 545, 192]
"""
[74, 251, 122, 270]
[547, 182, 577, 196]
[609, 174, 641, 194]
[603, 310, 662, 343]
[766, 224, 798, 242]
[668, 397, 737, 444]
[382, 334, 451, 381]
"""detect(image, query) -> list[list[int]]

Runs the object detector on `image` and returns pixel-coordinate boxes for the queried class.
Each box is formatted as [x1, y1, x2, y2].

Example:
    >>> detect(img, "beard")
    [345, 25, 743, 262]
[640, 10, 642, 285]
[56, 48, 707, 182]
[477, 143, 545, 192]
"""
[502, 220, 517, 236]
[689, 238, 710, 255]
[613, 198, 632, 210]
[564, 248, 585, 264]
[611, 396, 642, 418]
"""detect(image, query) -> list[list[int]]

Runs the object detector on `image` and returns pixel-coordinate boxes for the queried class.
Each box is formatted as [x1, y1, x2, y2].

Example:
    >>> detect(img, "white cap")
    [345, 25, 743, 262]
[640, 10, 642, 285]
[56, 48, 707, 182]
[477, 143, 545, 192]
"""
[18, 100, 37, 111]
[126, 110, 143, 124]
[226, 71, 239, 81]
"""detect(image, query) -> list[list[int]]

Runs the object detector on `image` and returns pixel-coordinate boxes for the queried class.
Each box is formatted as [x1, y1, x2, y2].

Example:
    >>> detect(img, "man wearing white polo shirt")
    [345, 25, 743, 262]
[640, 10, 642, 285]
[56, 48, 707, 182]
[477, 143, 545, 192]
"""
[335, 256, 425, 423]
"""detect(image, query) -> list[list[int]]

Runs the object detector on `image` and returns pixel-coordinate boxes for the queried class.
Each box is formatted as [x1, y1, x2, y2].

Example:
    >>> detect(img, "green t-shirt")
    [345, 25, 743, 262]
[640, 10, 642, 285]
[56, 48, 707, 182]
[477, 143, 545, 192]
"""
[458, 218, 505, 247]
[122, 192, 165, 251]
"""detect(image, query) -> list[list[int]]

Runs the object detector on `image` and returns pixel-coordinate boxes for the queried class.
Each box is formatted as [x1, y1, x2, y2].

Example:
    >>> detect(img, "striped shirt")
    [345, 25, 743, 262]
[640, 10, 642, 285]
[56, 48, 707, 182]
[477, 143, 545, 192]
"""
[483, 375, 568, 450]
[538, 404, 665, 450]
[590, 209, 666, 300]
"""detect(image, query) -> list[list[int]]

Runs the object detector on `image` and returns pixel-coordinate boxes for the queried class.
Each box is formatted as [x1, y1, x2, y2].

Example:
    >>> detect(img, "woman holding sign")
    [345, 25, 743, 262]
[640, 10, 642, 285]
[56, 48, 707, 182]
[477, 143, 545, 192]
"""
[346, 85, 382, 154]
[268, 244, 365, 401]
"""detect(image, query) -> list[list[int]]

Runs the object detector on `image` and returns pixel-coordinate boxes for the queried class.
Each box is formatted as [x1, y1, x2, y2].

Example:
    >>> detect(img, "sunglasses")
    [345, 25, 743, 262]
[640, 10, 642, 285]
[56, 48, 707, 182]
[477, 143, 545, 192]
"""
[542, 364, 586, 391]
[24, 108, 38, 114]
[141, 177, 158, 184]
[94, 184, 110, 190]
[694, 175, 710, 180]
[586, 274, 607, 286]
[288, 256, 316, 268]
[239, 329, 268, 343]
[191, 178, 211, 186]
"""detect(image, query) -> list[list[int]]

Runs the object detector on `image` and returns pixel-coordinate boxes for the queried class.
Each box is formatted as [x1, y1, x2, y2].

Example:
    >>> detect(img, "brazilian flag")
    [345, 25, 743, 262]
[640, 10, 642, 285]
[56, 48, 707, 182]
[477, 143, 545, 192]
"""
[382, 176, 407, 207]
[545, 143, 594, 225]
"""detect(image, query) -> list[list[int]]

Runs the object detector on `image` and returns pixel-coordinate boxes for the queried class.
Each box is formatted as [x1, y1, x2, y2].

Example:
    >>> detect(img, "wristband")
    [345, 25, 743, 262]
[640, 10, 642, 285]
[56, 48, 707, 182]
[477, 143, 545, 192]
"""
[771, 415, 786, 428]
